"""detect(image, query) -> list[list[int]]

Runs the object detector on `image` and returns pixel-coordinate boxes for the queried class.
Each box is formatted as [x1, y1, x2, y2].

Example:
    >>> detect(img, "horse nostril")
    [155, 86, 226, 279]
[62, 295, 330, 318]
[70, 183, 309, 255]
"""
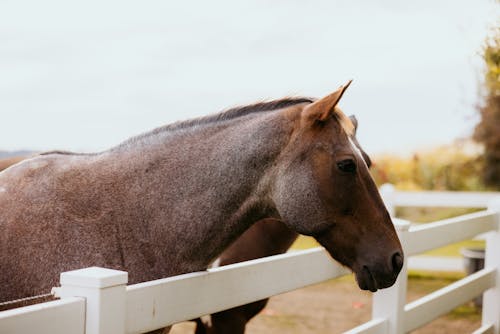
[391, 252, 404, 273]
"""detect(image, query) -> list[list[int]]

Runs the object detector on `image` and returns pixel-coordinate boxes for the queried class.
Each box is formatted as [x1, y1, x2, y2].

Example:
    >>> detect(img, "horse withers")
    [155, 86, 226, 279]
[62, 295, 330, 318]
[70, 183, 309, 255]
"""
[0, 82, 403, 333]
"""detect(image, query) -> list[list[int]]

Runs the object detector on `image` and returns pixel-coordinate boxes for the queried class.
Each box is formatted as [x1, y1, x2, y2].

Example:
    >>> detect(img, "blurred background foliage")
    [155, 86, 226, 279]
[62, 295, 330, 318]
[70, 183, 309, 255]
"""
[474, 28, 500, 190]
[371, 27, 500, 192]
[370, 141, 487, 191]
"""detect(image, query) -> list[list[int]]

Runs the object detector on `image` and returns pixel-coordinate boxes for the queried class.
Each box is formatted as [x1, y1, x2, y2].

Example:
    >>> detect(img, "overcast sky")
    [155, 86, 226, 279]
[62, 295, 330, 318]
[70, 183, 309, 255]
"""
[0, 0, 498, 155]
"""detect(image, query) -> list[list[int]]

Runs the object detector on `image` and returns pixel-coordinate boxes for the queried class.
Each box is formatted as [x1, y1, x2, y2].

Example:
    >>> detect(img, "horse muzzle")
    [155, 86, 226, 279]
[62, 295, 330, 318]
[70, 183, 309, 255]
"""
[354, 251, 404, 292]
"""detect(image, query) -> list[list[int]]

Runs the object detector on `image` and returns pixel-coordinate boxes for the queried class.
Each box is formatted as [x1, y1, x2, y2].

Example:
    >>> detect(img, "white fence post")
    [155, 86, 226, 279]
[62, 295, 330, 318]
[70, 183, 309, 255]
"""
[380, 183, 396, 217]
[54, 267, 128, 334]
[372, 218, 411, 334]
[482, 198, 500, 333]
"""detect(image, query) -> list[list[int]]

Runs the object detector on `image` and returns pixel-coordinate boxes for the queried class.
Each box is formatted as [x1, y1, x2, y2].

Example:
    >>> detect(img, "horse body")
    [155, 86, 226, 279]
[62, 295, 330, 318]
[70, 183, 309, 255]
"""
[0, 83, 403, 314]
[0, 105, 301, 302]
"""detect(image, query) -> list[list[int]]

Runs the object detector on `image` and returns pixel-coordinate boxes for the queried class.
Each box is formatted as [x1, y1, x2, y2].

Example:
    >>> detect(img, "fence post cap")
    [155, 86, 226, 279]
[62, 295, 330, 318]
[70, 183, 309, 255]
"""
[393, 218, 411, 231]
[60, 266, 128, 288]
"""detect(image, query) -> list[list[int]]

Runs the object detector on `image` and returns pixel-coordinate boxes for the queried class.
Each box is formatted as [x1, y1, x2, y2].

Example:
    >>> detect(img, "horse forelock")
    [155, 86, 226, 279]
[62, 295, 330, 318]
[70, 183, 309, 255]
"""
[332, 107, 355, 137]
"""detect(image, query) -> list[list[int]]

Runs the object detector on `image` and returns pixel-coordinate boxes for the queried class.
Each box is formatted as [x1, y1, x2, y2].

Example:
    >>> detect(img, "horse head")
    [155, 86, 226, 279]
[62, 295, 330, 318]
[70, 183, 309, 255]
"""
[273, 82, 403, 292]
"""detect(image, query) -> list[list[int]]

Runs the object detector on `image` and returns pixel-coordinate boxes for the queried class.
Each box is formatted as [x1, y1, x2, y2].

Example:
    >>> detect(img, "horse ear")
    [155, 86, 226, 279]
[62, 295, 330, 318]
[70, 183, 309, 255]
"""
[349, 115, 358, 132]
[305, 80, 352, 122]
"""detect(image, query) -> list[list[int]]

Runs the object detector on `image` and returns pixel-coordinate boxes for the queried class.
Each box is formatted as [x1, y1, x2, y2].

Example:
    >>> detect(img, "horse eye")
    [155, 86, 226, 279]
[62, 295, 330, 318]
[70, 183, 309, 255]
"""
[337, 159, 357, 173]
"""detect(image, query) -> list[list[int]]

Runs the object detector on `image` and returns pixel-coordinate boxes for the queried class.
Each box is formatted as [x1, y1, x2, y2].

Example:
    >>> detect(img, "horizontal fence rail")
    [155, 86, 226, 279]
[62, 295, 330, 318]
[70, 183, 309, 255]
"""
[126, 248, 349, 332]
[405, 210, 498, 256]
[1, 188, 499, 334]
[384, 189, 499, 208]
[404, 267, 496, 332]
[0, 297, 85, 334]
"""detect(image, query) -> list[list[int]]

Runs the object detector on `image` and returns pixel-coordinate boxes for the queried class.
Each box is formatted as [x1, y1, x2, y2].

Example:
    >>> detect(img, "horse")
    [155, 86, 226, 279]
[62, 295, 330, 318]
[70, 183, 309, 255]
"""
[194, 115, 373, 334]
[0, 82, 403, 334]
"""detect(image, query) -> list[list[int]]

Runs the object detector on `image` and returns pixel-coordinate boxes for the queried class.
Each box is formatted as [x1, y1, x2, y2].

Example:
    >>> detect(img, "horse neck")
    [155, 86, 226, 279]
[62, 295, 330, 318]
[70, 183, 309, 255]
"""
[109, 109, 298, 273]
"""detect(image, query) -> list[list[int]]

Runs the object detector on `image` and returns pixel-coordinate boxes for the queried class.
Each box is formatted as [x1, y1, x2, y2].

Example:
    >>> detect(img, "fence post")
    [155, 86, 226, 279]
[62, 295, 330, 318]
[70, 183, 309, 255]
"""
[380, 183, 396, 217]
[372, 218, 410, 334]
[54, 267, 128, 334]
[482, 198, 500, 333]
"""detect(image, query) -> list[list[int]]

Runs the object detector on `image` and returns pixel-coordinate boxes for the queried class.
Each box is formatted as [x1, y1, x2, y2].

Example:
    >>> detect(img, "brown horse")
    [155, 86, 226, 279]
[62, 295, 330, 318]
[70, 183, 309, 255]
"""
[0, 82, 403, 333]
[194, 116, 373, 334]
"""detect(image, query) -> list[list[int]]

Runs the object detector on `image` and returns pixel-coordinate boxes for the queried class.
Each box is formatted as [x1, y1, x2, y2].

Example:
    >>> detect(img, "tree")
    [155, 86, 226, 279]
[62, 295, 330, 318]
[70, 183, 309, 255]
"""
[474, 30, 500, 189]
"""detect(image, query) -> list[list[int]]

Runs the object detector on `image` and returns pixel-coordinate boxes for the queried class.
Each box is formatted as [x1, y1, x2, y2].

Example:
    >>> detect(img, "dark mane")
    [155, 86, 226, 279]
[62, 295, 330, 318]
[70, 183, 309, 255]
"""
[39, 150, 97, 156]
[214, 97, 314, 123]
[117, 97, 313, 149]
[160, 97, 313, 132]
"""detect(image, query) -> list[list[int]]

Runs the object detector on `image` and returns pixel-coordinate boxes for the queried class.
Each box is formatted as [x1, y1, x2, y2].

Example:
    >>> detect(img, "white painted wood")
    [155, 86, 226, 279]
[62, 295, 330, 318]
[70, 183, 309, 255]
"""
[0, 297, 85, 334]
[404, 267, 496, 332]
[405, 210, 497, 256]
[407, 255, 463, 272]
[380, 183, 396, 216]
[386, 189, 500, 208]
[125, 247, 349, 333]
[473, 324, 495, 334]
[342, 318, 387, 334]
[60, 266, 129, 288]
[56, 267, 128, 334]
[372, 220, 410, 334]
[482, 199, 500, 333]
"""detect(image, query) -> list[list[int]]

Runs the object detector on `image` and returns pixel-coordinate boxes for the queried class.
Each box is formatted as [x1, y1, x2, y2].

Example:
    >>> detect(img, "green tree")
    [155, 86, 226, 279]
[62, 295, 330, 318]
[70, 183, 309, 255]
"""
[474, 30, 500, 189]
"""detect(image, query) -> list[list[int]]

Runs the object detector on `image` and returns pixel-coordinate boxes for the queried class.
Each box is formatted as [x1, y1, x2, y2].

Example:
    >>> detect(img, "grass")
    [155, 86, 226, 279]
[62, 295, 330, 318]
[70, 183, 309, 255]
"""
[291, 236, 319, 250]
[407, 270, 465, 281]
[399, 207, 485, 257]
[448, 303, 481, 321]
[423, 239, 484, 257]
[396, 207, 481, 223]
[406, 274, 482, 321]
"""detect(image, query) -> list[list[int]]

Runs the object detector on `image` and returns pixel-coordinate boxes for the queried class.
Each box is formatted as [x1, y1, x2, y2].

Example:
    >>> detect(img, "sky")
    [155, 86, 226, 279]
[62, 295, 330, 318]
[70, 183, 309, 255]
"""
[0, 0, 498, 155]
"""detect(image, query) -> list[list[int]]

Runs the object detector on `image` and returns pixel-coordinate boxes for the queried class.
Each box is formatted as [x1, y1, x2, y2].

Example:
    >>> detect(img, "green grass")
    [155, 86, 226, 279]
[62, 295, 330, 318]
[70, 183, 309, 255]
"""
[407, 274, 482, 320]
[399, 207, 485, 257]
[448, 303, 482, 320]
[291, 236, 319, 250]
[396, 207, 481, 223]
[407, 270, 465, 281]
[423, 239, 484, 257]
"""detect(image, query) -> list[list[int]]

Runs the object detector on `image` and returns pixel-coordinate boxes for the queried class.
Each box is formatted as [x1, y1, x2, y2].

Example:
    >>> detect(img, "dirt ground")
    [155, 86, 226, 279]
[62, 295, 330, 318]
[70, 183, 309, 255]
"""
[171, 275, 481, 334]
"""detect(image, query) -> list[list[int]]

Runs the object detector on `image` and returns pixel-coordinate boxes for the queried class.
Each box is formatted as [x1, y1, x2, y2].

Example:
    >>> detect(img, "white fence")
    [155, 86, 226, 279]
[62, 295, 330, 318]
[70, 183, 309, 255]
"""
[1, 186, 500, 334]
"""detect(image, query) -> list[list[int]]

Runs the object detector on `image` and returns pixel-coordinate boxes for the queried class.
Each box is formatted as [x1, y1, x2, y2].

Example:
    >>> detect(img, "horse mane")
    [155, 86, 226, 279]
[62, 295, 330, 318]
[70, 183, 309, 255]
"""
[115, 97, 314, 149]
[155, 97, 314, 133]
[39, 150, 97, 156]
